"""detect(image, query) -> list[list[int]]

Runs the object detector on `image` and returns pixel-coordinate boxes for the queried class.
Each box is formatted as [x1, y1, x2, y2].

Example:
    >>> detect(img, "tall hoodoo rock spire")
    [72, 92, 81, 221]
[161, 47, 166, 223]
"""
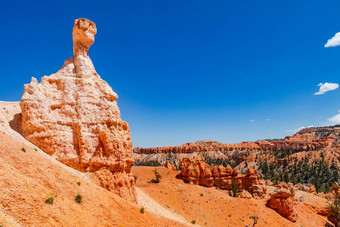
[73, 18, 97, 55]
[20, 18, 136, 203]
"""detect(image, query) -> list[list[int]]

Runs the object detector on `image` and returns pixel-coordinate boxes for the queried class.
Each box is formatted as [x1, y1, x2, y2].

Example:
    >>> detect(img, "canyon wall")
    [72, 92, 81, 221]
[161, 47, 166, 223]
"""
[134, 127, 338, 168]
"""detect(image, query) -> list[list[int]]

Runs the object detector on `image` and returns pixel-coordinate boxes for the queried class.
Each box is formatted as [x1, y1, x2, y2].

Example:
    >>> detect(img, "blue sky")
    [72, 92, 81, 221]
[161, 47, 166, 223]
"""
[2, 1, 340, 147]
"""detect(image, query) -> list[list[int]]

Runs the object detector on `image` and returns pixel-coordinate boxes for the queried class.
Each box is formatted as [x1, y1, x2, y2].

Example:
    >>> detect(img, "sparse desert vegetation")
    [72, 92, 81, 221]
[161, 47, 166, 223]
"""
[150, 168, 162, 183]
[75, 194, 82, 204]
[45, 196, 54, 204]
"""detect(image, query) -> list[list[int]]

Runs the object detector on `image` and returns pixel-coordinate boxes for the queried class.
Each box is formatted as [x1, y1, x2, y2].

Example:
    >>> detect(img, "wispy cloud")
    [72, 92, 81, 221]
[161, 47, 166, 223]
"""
[287, 126, 305, 133]
[325, 32, 340, 47]
[250, 120, 255, 123]
[328, 114, 340, 124]
[328, 110, 340, 124]
[287, 125, 314, 134]
[314, 82, 339, 95]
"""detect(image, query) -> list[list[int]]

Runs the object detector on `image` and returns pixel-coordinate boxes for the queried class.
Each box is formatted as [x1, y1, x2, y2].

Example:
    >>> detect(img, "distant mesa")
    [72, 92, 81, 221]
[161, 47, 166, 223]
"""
[134, 125, 339, 168]
[20, 18, 136, 203]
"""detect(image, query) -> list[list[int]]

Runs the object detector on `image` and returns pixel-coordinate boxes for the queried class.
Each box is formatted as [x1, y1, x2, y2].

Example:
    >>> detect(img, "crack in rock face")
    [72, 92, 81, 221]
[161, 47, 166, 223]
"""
[20, 18, 136, 203]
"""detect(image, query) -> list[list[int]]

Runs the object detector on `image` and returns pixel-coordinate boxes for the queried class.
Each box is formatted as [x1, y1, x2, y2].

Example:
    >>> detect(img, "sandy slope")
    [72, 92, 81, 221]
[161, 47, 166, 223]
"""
[0, 101, 188, 227]
[0, 102, 189, 226]
[132, 166, 333, 227]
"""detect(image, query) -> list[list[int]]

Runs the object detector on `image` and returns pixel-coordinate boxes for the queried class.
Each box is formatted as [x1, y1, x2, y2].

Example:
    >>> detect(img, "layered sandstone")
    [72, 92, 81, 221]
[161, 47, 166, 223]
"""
[177, 157, 267, 199]
[134, 127, 337, 155]
[134, 127, 337, 166]
[20, 18, 136, 203]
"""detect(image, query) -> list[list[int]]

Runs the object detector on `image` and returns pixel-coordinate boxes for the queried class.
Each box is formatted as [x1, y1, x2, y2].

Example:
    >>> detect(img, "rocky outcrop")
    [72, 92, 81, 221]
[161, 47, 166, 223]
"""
[165, 161, 176, 171]
[331, 182, 339, 195]
[266, 183, 298, 222]
[315, 206, 331, 216]
[242, 168, 267, 199]
[239, 190, 252, 199]
[295, 183, 316, 194]
[178, 157, 214, 187]
[72, 18, 97, 55]
[177, 157, 267, 199]
[211, 164, 239, 190]
[20, 18, 136, 203]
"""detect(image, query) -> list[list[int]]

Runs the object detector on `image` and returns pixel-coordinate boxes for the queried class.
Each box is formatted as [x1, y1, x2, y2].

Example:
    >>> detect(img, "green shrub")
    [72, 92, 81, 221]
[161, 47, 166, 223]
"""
[231, 179, 238, 197]
[250, 216, 259, 226]
[21, 147, 26, 152]
[45, 197, 54, 204]
[191, 220, 196, 224]
[150, 168, 162, 183]
[77, 181, 81, 186]
[133, 160, 161, 167]
[140, 207, 145, 214]
[75, 194, 82, 203]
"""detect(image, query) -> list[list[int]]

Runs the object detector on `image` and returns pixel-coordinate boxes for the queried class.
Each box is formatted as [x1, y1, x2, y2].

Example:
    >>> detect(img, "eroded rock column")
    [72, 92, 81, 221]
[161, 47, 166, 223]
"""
[20, 18, 136, 203]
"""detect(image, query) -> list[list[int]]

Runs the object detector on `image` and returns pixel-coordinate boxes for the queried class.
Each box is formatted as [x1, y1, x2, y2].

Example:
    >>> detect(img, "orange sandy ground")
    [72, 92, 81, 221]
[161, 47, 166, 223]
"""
[133, 166, 334, 227]
[0, 132, 186, 227]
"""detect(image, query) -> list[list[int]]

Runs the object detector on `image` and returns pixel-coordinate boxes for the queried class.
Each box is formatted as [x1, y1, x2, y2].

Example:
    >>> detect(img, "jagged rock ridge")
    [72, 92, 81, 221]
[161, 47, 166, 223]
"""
[20, 18, 136, 203]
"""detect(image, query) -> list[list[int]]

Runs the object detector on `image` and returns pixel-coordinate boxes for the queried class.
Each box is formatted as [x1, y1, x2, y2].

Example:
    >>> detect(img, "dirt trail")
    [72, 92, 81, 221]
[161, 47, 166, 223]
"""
[0, 209, 21, 227]
[136, 187, 192, 226]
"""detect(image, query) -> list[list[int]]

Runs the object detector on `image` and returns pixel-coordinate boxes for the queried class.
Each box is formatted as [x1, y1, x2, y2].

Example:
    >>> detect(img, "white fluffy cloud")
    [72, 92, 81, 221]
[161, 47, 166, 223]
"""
[314, 82, 339, 95]
[325, 32, 340, 47]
